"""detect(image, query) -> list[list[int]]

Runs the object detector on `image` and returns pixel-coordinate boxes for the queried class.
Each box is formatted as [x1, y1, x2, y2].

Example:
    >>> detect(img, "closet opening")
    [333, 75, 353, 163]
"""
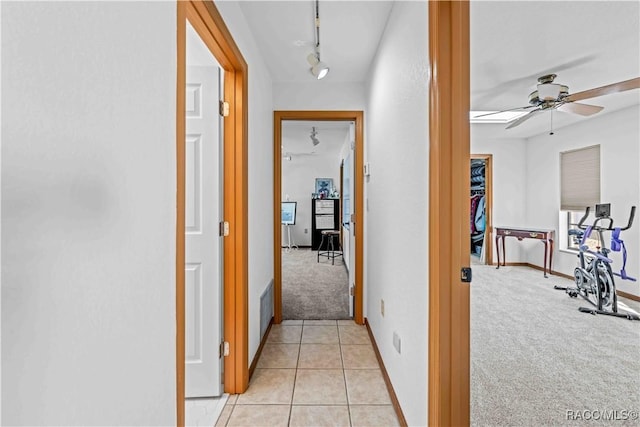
[470, 154, 493, 265]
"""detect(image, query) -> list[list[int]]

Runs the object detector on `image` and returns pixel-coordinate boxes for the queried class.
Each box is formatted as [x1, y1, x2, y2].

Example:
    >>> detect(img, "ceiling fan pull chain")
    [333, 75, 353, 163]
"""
[549, 110, 554, 135]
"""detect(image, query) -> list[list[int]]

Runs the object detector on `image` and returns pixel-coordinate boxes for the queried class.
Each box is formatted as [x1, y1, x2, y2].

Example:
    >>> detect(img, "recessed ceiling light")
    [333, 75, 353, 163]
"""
[469, 110, 529, 124]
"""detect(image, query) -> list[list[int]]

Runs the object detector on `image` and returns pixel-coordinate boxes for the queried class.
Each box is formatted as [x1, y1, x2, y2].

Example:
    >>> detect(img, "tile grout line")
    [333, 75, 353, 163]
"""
[338, 322, 354, 427]
[222, 400, 236, 427]
[286, 324, 303, 426]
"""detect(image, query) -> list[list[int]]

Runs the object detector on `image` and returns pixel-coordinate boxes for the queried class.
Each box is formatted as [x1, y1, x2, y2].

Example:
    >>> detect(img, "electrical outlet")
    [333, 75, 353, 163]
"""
[380, 299, 384, 317]
[393, 332, 401, 354]
[304, 228, 308, 234]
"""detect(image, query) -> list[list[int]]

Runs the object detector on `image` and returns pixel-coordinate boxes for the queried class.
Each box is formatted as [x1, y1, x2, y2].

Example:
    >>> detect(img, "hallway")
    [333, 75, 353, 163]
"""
[215, 320, 400, 426]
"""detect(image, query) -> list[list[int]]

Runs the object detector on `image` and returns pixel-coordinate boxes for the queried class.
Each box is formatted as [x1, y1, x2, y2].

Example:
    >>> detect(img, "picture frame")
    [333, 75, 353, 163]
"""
[281, 201, 297, 225]
[315, 178, 333, 197]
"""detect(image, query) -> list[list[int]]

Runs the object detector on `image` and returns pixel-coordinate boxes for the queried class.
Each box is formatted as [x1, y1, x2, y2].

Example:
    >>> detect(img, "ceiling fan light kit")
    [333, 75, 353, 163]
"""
[475, 74, 640, 130]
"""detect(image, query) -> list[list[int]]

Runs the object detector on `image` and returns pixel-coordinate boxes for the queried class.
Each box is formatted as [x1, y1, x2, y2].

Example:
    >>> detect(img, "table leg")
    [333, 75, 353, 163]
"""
[542, 240, 548, 278]
[549, 238, 554, 273]
[495, 235, 501, 269]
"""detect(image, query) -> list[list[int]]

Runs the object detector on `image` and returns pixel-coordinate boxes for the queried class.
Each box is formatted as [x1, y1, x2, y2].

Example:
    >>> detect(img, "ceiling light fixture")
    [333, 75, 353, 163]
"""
[310, 127, 320, 146]
[308, 0, 329, 80]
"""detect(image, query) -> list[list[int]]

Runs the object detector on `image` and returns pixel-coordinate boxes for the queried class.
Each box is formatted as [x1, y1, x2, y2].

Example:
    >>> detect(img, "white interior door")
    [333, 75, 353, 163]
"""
[185, 30, 224, 397]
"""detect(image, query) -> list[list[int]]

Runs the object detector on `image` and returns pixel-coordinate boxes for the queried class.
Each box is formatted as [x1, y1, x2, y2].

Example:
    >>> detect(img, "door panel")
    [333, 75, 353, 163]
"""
[185, 63, 223, 398]
[185, 135, 202, 233]
[185, 263, 202, 362]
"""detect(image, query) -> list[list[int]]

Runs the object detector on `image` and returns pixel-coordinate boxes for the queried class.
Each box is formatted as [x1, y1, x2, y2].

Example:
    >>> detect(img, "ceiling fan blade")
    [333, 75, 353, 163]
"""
[474, 55, 596, 96]
[557, 102, 603, 116]
[471, 105, 536, 119]
[564, 77, 640, 102]
[505, 109, 542, 129]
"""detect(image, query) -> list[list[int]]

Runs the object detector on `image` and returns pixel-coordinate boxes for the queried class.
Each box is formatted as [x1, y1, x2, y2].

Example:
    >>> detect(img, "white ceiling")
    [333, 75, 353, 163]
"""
[238, 0, 394, 83]
[282, 120, 350, 157]
[238, 1, 639, 138]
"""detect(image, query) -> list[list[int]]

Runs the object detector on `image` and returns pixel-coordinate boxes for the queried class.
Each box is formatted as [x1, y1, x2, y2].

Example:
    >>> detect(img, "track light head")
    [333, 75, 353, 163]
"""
[307, 52, 329, 80]
[310, 127, 320, 146]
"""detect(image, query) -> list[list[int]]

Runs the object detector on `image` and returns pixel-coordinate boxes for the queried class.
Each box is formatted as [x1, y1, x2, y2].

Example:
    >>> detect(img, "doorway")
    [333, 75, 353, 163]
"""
[176, 1, 249, 425]
[470, 154, 493, 265]
[273, 111, 364, 325]
[280, 120, 352, 320]
[184, 20, 224, 400]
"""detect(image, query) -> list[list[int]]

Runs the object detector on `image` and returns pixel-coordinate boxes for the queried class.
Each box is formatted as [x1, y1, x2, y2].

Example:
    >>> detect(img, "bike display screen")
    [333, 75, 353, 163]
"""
[595, 203, 610, 218]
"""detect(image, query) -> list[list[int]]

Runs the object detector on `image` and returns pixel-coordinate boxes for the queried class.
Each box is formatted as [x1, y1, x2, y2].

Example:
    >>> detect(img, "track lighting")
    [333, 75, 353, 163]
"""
[307, 52, 330, 80]
[310, 127, 320, 146]
[308, 0, 329, 80]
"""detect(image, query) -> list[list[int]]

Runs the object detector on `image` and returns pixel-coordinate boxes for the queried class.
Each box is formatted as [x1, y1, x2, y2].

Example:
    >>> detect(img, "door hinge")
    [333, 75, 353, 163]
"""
[219, 221, 230, 237]
[349, 286, 354, 296]
[219, 341, 230, 358]
[219, 101, 230, 117]
[461, 267, 472, 283]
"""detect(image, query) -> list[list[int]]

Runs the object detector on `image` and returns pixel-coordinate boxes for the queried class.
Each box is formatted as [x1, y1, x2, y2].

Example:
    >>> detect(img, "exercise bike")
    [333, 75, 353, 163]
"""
[554, 203, 639, 320]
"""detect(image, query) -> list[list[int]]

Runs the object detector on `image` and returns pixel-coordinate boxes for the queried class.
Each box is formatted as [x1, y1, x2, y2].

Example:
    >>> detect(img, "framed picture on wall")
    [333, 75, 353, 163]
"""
[281, 201, 297, 225]
[315, 178, 333, 197]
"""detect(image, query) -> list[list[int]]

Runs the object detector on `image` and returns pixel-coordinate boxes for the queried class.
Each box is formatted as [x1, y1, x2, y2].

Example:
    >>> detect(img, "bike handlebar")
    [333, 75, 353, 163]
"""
[576, 206, 636, 231]
[625, 206, 636, 230]
[577, 207, 591, 228]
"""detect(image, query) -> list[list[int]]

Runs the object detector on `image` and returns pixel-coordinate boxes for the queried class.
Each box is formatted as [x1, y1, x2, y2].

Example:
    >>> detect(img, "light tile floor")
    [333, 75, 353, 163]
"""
[215, 319, 400, 427]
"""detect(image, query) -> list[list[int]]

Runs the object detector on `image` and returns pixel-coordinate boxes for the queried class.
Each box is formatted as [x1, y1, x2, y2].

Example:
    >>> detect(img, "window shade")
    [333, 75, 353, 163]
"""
[560, 145, 600, 211]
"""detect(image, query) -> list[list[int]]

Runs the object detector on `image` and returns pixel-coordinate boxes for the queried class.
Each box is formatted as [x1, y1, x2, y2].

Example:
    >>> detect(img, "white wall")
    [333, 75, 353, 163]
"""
[281, 153, 340, 247]
[364, 2, 429, 425]
[524, 106, 640, 297]
[215, 1, 275, 361]
[273, 81, 366, 111]
[0, 1, 4, 422]
[2, 2, 176, 425]
[471, 132, 528, 262]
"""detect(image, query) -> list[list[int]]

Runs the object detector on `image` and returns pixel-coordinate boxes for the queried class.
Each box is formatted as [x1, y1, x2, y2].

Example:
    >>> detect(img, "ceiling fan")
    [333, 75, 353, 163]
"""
[477, 74, 640, 129]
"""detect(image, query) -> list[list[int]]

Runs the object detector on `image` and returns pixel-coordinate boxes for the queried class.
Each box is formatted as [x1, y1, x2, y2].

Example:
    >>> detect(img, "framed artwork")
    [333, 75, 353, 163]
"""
[315, 178, 333, 197]
[281, 201, 297, 225]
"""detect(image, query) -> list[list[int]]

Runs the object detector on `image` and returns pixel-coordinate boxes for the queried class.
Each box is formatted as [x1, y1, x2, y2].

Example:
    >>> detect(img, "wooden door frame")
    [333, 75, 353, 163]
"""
[273, 111, 364, 325]
[471, 154, 493, 265]
[177, 1, 249, 425]
[428, 1, 471, 426]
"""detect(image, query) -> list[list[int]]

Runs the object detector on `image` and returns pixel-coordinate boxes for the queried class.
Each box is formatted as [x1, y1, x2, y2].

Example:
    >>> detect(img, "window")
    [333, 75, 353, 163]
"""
[560, 145, 600, 251]
[566, 211, 600, 251]
[560, 145, 600, 210]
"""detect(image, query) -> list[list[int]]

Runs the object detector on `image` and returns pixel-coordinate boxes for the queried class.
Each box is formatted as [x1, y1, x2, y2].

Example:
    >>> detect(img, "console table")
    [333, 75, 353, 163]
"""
[495, 227, 555, 278]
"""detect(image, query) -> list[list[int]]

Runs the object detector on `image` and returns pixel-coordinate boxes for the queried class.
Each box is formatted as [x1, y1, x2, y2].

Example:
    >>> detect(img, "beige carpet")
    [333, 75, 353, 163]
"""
[281, 248, 350, 320]
[472, 263, 640, 426]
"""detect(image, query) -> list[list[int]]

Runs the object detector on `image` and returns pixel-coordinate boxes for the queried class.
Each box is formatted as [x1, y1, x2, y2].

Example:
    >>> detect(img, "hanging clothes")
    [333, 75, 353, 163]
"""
[474, 196, 485, 232]
[470, 194, 482, 233]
